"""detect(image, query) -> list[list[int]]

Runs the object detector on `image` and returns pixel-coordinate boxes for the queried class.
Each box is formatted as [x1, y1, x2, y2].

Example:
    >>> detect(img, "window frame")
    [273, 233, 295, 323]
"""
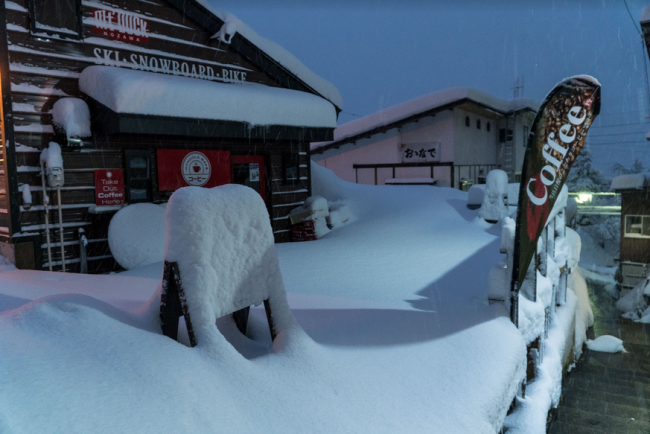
[283, 152, 300, 184]
[29, 0, 84, 41]
[124, 149, 152, 203]
[465, 116, 470, 127]
[624, 215, 650, 239]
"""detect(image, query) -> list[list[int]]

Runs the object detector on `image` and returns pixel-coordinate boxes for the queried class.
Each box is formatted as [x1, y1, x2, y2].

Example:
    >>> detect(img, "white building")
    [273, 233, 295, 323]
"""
[311, 88, 538, 190]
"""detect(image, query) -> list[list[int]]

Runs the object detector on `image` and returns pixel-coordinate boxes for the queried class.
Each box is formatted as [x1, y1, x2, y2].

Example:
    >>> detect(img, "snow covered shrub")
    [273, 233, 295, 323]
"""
[479, 169, 509, 222]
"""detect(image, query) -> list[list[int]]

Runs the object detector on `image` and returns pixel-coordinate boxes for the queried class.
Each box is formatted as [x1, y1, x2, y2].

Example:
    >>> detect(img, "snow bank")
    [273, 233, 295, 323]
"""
[108, 203, 165, 270]
[79, 66, 337, 129]
[162, 185, 297, 344]
[52, 97, 91, 139]
[611, 173, 649, 190]
[587, 335, 626, 353]
[616, 277, 649, 317]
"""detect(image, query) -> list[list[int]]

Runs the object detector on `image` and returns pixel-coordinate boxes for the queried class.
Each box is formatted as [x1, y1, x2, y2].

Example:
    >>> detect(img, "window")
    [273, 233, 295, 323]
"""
[523, 126, 530, 147]
[283, 152, 300, 183]
[487, 122, 491, 132]
[29, 0, 83, 40]
[465, 116, 470, 127]
[499, 128, 513, 143]
[124, 150, 151, 203]
[476, 119, 481, 130]
[625, 215, 650, 238]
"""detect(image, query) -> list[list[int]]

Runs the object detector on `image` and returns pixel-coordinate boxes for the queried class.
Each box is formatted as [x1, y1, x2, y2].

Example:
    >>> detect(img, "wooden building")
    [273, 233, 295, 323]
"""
[311, 88, 537, 190]
[0, 0, 341, 273]
[611, 174, 650, 290]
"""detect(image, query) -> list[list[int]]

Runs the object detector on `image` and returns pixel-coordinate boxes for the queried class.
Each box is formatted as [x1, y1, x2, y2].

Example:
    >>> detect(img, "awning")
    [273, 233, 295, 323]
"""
[79, 66, 336, 141]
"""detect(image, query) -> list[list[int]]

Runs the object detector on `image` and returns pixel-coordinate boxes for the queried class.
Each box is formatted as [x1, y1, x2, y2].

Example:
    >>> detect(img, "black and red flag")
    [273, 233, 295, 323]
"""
[510, 76, 601, 326]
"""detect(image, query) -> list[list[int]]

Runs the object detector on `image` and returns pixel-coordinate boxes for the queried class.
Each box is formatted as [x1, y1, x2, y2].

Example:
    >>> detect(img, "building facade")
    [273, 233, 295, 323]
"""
[0, 0, 340, 272]
[311, 88, 537, 190]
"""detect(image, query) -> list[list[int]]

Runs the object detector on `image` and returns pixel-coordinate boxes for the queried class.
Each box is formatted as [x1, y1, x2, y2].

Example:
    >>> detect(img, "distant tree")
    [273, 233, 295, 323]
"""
[611, 159, 645, 175]
[566, 143, 607, 193]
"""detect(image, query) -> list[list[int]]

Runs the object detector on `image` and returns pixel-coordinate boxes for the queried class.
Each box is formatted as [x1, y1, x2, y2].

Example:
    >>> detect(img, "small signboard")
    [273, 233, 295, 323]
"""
[94, 169, 125, 206]
[157, 149, 231, 191]
[249, 163, 260, 182]
[92, 8, 150, 43]
[401, 142, 441, 163]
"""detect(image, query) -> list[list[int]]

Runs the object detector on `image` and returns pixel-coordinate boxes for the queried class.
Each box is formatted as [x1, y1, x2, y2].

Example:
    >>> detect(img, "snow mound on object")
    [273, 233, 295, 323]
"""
[40, 142, 63, 169]
[52, 97, 91, 139]
[611, 173, 649, 191]
[163, 185, 297, 341]
[587, 335, 626, 353]
[467, 184, 485, 208]
[108, 203, 165, 270]
[479, 170, 508, 222]
[616, 277, 650, 318]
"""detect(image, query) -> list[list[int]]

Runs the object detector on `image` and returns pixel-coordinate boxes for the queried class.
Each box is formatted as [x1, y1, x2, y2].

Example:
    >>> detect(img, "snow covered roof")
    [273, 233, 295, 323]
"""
[610, 173, 650, 191]
[311, 87, 538, 153]
[641, 4, 650, 23]
[194, 1, 342, 110]
[79, 66, 337, 129]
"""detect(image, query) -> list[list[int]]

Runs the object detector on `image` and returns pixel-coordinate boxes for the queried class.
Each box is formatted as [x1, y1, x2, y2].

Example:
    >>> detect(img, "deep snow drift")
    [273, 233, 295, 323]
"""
[0, 165, 534, 433]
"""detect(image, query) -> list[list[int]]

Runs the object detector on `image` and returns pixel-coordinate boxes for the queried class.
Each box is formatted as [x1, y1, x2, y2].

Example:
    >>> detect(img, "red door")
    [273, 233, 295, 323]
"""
[231, 155, 266, 202]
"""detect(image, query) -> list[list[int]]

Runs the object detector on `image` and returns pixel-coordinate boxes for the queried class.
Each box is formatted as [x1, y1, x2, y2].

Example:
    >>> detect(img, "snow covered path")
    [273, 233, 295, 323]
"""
[0, 167, 526, 433]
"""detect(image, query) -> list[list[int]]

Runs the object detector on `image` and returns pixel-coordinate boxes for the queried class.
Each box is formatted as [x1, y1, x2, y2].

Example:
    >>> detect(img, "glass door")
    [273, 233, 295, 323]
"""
[231, 155, 266, 202]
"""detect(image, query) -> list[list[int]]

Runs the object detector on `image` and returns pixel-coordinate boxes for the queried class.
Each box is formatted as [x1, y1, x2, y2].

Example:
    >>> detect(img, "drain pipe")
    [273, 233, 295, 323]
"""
[40, 161, 53, 272]
[56, 186, 66, 272]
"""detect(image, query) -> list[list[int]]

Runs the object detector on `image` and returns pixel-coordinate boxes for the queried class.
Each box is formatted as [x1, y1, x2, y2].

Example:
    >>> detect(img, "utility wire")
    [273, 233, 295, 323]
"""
[624, 0, 642, 35]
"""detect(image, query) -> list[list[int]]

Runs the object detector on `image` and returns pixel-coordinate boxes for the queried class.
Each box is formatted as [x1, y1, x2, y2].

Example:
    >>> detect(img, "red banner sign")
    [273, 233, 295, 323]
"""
[93, 9, 150, 43]
[94, 169, 125, 206]
[157, 149, 231, 192]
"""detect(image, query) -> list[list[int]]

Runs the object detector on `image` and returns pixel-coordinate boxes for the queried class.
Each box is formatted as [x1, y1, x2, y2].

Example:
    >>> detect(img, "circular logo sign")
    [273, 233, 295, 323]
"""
[182, 152, 211, 187]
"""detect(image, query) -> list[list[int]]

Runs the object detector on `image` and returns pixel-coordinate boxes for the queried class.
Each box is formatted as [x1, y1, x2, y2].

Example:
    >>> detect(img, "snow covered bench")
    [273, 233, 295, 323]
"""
[159, 185, 294, 346]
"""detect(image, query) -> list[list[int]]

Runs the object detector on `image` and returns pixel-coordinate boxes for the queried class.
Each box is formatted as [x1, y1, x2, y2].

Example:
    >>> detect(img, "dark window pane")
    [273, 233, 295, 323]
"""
[31, 0, 81, 37]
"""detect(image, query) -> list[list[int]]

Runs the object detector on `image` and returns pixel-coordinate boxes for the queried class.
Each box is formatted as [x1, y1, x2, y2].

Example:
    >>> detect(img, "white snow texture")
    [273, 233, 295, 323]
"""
[587, 335, 626, 353]
[108, 203, 166, 270]
[52, 97, 91, 139]
[79, 66, 337, 129]
[162, 185, 296, 340]
[479, 169, 509, 222]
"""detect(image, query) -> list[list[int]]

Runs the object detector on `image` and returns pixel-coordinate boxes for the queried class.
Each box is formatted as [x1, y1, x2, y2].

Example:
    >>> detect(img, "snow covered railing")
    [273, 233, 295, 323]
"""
[159, 185, 299, 348]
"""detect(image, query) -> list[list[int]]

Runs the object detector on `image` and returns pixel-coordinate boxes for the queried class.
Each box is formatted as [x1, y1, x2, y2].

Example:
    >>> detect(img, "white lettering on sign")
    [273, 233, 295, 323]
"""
[92, 48, 248, 84]
[401, 142, 441, 163]
[93, 9, 150, 42]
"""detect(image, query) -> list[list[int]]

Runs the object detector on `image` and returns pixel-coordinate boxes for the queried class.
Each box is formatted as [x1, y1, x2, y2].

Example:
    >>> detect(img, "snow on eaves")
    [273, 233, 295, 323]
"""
[79, 66, 337, 129]
[311, 87, 538, 151]
[611, 173, 650, 191]
[194, 1, 342, 110]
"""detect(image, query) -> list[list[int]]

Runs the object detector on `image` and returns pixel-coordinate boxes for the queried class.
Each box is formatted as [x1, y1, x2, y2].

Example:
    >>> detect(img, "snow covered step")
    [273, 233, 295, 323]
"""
[554, 406, 650, 434]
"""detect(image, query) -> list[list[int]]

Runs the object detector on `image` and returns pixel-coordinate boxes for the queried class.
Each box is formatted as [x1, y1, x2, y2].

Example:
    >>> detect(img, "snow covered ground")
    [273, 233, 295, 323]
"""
[0, 165, 534, 433]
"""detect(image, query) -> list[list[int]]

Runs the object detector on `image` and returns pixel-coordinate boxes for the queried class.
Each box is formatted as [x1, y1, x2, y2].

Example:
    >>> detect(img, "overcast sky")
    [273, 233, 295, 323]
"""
[209, 0, 650, 175]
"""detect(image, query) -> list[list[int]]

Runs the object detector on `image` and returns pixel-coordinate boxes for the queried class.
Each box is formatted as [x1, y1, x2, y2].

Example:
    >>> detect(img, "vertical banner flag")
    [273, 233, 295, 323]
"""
[510, 75, 601, 326]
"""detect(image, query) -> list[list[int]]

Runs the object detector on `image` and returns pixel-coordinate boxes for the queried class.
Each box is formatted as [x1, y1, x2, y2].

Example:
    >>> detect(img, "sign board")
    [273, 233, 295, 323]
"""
[94, 169, 125, 206]
[93, 8, 150, 43]
[401, 142, 440, 163]
[157, 149, 231, 191]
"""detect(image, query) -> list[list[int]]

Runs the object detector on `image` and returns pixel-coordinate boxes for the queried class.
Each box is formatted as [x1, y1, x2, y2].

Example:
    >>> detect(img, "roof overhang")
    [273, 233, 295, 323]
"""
[80, 66, 335, 141]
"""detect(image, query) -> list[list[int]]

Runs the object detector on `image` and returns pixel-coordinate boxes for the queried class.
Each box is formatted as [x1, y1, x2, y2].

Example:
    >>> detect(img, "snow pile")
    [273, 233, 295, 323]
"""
[288, 195, 331, 238]
[586, 335, 626, 353]
[196, 3, 342, 109]
[163, 185, 297, 341]
[0, 254, 15, 272]
[40, 142, 63, 170]
[610, 173, 649, 190]
[52, 97, 91, 139]
[326, 200, 350, 228]
[479, 170, 509, 223]
[79, 66, 337, 129]
[108, 203, 166, 270]
[467, 184, 485, 209]
[19, 184, 32, 209]
[616, 277, 650, 318]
